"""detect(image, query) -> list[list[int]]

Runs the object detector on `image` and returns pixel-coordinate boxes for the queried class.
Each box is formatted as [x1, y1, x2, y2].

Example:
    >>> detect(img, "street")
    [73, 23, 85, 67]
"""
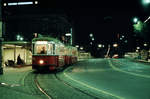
[0, 58, 150, 99]
[59, 59, 150, 99]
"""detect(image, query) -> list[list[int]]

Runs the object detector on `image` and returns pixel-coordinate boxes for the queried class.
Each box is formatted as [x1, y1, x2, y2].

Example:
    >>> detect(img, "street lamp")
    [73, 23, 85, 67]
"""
[75, 45, 79, 48]
[92, 38, 94, 41]
[113, 43, 118, 47]
[89, 33, 93, 37]
[65, 29, 72, 45]
[80, 47, 83, 50]
[16, 35, 24, 41]
[3, 3, 7, 6]
[35, 1, 38, 4]
[133, 17, 138, 23]
[144, 43, 148, 47]
[142, 0, 150, 5]
[98, 44, 102, 48]
[137, 47, 140, 50]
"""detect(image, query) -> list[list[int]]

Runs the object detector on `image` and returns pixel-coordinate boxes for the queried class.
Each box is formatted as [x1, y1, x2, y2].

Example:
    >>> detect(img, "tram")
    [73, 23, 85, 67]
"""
[32, 36, 78, 71]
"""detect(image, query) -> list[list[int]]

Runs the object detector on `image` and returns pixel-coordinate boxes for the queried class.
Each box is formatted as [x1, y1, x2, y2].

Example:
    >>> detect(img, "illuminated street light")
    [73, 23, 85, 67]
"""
[142, 0, 150, 5]
[80, 47, 83, 50]
[75, 45, 79, 48]
[98, 44, 102, 48]
[124, 40, 128, 43]
[113, 43, 118, 47]
[137, 47, 140, 50]
[7, 2, 33, 6]
[92, 38, 94, 41]
[90, 42, 93, 45]
[144, 43, 148, 46]
[16, 35, 24, 41]
[20, 37, 24, 41]
[89, 33, 93, 37]
[17, 35, 20, 40]
[65, 33, 71, 36]
[35, 1, 38, 4]
[133, 17, 138, 23]
[3, 3, 7, 6]
[136, 49, 139, 52]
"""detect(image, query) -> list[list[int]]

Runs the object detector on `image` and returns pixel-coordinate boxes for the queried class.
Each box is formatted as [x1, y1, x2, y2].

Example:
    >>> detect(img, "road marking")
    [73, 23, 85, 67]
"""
[63, 72, 125, 99]
[108, 60, 150, 78]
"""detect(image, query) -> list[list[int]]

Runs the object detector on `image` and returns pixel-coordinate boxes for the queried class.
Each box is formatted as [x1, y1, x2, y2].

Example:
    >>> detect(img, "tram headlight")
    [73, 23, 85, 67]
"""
[39, 60, 44, 65]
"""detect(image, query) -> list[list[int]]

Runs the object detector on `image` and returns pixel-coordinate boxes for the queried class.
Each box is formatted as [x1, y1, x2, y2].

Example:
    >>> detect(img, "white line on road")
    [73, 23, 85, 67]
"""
[108, 60, 150, 78]
[63, 72, 125, 99]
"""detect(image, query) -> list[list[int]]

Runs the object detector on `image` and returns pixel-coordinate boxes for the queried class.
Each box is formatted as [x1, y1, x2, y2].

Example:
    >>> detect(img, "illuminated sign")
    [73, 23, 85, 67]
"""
[5, 1, 38, 6]
[36, 41, 48, 44]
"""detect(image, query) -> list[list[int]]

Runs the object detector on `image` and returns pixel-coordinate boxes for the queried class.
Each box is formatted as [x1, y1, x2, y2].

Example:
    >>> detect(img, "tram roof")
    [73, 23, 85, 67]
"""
[32, 37, 61, 43]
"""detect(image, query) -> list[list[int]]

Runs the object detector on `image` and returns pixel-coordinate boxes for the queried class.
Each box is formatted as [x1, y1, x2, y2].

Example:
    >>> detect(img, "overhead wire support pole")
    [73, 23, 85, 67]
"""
[0, 0, 3, 74]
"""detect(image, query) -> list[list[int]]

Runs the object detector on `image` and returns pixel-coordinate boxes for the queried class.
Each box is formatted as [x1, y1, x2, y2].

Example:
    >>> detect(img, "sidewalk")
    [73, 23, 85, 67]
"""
[0, 66, 32, 86]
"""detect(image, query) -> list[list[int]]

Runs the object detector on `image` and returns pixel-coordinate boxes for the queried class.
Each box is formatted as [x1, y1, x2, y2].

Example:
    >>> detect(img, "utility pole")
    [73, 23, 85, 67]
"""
[0, 0, 3, 74]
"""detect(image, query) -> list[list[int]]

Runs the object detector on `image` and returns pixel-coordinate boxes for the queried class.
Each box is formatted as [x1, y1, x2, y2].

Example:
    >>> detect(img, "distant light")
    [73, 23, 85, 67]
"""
[8, 2, 33, 6]
[142, 0, 150, 5]
[120, 38, 123, 40]
[65, 33, 71, 36]
[92, 38, 94, 41]
[144, 43, 148, 46]
[75, 45, 79, 48]
[133, 17, 138, 23]
[20, 37, 24, 41]
[17, 2, 33, 5]
[124, 40, 128, 43]
[35, 1, 38, 4]
[3, 3, 7, 6]
[98, 44, 102, 48]
[90, 42, 93, 45]
[80, 47, 83, 50]
[137, 47, 140, 50]
[113, 43, 118, 47]
[89, 33, 93, 37]
[8, 3, 17, 6]
[17, 35, 20, 40]
[136, 50, 139, 52]
[122, 35, 125, 38]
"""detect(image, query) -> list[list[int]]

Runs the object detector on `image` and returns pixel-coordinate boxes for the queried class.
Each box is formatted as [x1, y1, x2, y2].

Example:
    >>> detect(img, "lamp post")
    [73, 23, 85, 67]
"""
[0, 1, 3, 74]
[65, 28, 72, 45]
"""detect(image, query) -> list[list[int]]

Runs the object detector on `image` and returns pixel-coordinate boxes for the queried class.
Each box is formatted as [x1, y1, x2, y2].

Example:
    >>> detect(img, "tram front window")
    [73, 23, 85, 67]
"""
[40, 46, 46, 54]
[35, 45, 47, 54]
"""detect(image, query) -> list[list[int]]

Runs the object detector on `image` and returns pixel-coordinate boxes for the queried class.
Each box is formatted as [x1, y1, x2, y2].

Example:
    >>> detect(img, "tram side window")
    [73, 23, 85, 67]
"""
[47, 43, 53, 55]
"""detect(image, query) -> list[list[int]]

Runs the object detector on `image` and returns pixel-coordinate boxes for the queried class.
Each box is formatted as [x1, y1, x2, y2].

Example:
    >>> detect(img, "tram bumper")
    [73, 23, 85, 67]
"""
[32, 65, 56, 71]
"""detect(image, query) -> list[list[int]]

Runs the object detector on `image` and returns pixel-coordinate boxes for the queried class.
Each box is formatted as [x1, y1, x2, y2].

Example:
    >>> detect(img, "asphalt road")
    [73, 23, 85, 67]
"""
[0, 67, 46, 99]
[58, 58, 150, 99]
[1, 58, 150, 99]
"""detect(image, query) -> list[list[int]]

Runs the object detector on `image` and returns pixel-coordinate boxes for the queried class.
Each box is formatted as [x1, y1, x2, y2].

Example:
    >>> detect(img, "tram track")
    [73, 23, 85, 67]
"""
[54, 72, 100, 99]
[34, 74, 53, 99]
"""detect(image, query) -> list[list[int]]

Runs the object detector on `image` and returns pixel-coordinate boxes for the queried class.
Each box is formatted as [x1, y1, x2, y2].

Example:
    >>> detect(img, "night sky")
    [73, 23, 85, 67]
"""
[2, 0, 150, 52]
[40, 0, 150, 46]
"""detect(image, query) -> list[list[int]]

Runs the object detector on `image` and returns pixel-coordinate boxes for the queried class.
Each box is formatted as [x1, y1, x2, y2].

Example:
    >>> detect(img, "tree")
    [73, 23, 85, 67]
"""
[133, 21, 149, 40]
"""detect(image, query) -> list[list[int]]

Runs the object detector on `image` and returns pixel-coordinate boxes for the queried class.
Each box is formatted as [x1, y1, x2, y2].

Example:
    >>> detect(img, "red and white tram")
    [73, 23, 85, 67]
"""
[32, 36, 77, 71]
